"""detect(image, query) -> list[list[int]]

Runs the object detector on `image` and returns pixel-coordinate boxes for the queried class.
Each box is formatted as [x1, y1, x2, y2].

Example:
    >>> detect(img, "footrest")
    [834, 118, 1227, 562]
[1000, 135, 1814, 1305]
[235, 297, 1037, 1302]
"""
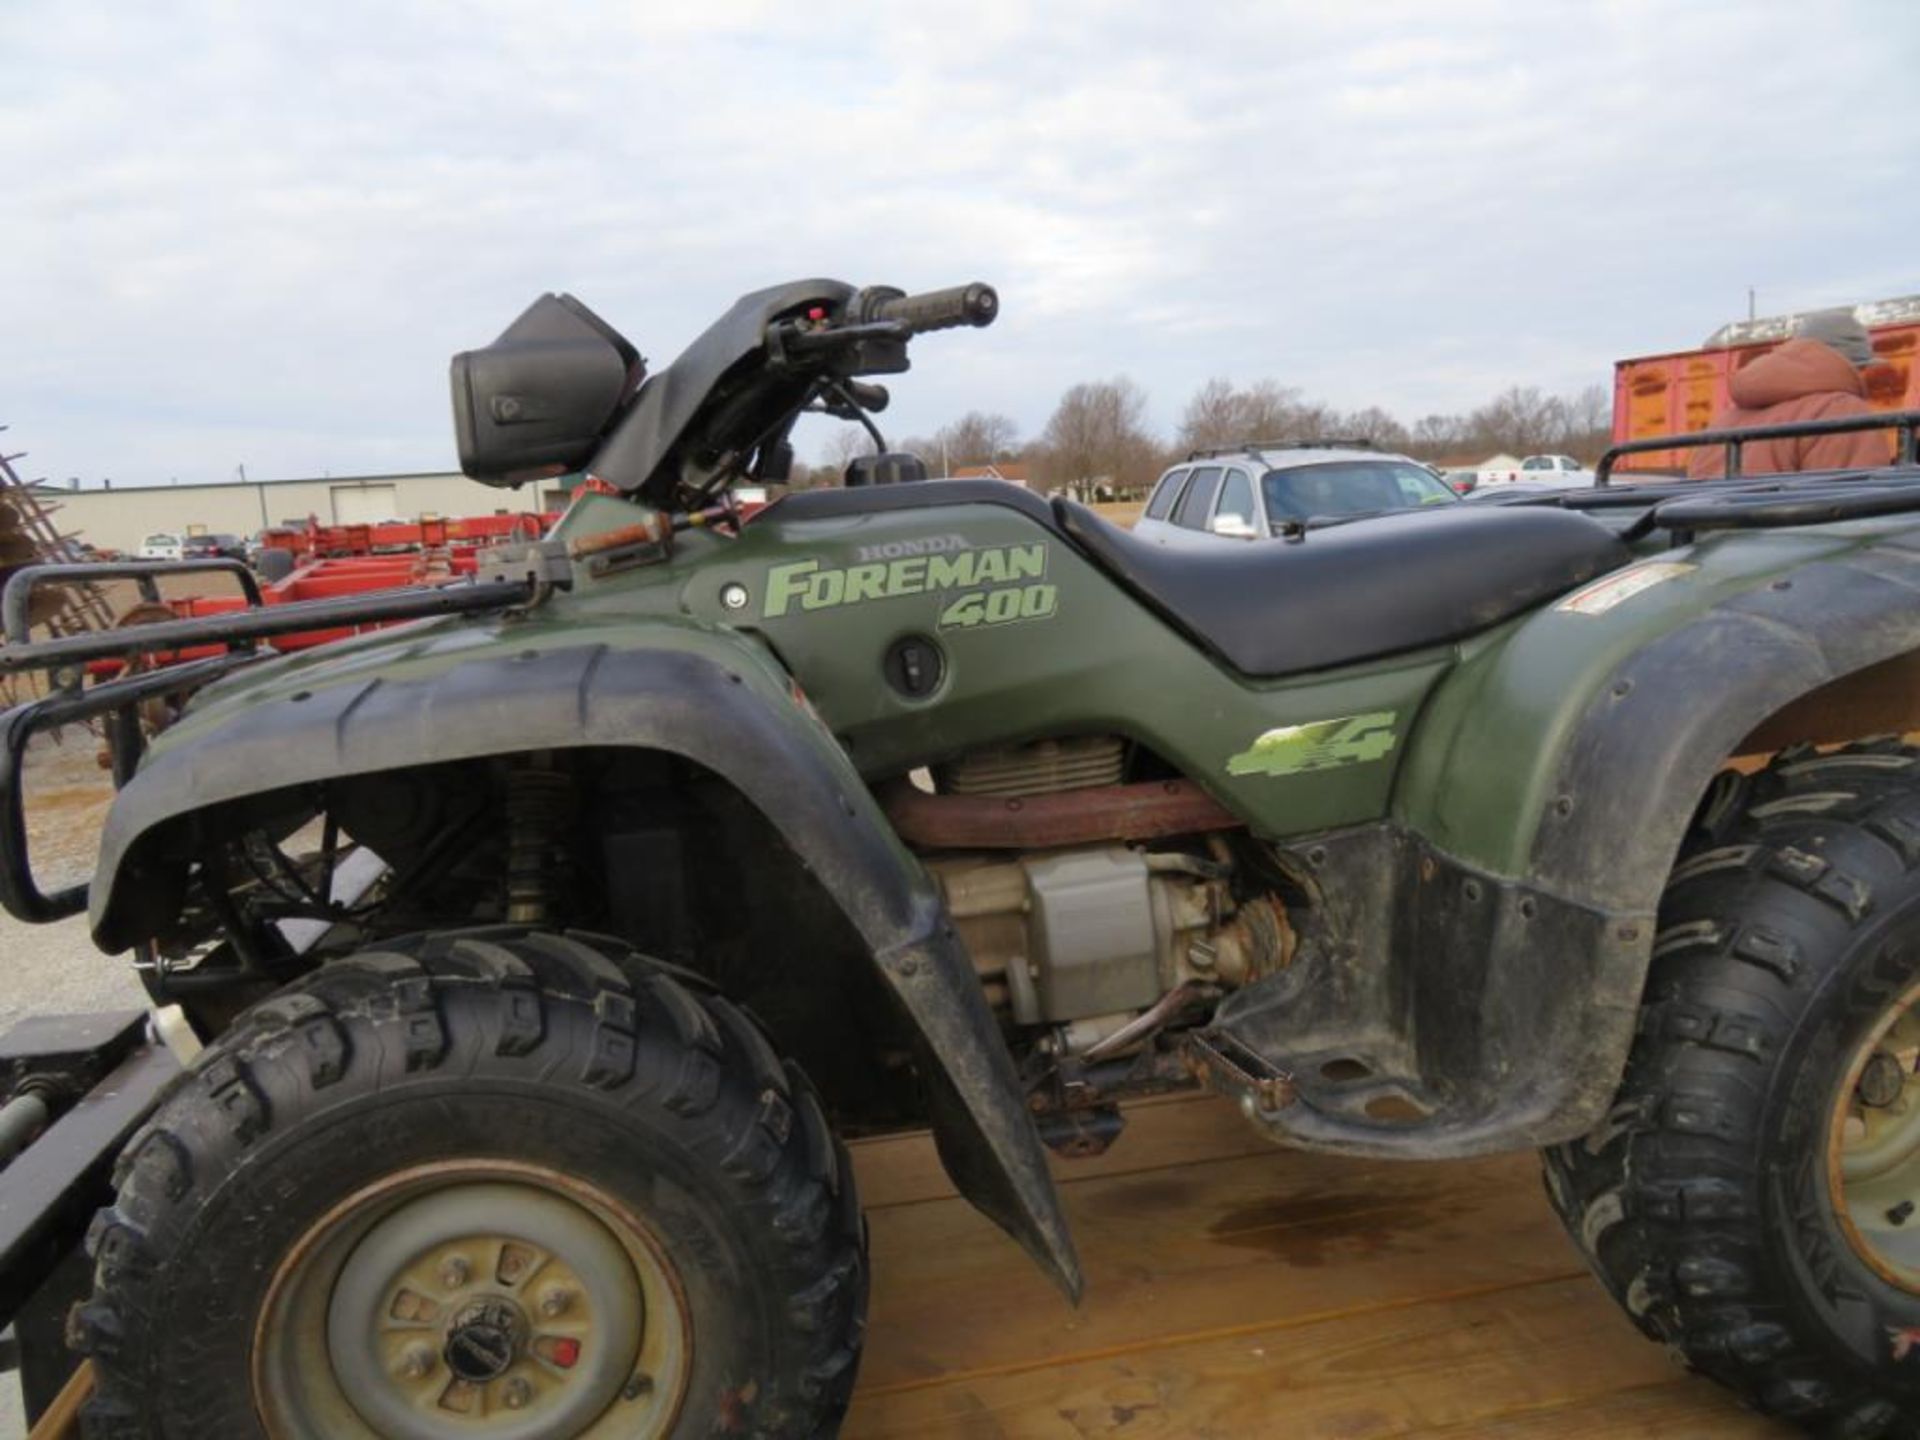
[1184, 1029, 1295, 1116]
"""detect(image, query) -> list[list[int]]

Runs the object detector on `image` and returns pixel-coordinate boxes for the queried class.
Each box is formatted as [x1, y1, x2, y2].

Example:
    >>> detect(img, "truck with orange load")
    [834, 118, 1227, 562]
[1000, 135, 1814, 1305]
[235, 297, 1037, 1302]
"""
[1613, 294, 1920, 473]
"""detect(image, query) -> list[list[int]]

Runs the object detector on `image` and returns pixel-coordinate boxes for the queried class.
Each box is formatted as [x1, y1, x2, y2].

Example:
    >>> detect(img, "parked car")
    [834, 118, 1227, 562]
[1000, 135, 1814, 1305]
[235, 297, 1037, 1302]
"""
[1520, 454, 1595, 486]
[182, 532, 246, 560]
[135, 532, 183, 560]
[1522, 452, 1583, 475]
[1134, 442, 1459, 546]
[1471, 454, 1596, 494]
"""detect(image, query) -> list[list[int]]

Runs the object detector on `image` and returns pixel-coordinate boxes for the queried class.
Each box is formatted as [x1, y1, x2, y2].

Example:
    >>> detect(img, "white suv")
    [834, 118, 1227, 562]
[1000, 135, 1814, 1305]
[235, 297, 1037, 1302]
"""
[1133, 442, 1459, 546]
[137, 532, 184, 560]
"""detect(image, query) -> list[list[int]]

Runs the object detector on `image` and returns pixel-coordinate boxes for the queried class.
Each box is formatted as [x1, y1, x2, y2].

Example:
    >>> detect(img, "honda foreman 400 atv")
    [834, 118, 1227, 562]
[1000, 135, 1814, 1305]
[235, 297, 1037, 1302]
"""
[5, 278, 1920, 1437]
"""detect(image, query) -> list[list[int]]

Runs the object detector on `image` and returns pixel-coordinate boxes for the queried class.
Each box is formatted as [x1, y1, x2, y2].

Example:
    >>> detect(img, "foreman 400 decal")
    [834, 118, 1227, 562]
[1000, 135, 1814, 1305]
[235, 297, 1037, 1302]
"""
[761, 542, 1056, 629]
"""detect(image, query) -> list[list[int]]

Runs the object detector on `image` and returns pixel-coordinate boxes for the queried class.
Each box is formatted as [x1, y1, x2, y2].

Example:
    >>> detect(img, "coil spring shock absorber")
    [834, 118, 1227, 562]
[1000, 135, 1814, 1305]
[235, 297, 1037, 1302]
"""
[505, 757, 576, 925]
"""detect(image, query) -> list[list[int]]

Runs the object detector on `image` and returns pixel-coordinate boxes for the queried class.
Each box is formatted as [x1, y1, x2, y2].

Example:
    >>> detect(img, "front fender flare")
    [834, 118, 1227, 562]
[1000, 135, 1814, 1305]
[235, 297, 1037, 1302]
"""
[91, 638, 1082, 1297]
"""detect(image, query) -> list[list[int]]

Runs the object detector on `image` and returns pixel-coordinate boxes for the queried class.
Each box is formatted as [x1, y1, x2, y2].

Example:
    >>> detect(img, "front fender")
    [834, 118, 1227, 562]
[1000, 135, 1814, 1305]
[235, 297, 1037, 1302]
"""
[91, 621, 1082, 1296]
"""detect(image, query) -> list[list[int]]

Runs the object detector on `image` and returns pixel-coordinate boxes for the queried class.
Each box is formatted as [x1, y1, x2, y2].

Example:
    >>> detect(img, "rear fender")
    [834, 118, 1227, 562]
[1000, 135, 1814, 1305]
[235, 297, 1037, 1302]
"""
[1419, 531, 1920, 1129]
[89, 628, 1081, 1296]
[1403, 528, 1920, 907]
[1217, 527, 1920, 1157]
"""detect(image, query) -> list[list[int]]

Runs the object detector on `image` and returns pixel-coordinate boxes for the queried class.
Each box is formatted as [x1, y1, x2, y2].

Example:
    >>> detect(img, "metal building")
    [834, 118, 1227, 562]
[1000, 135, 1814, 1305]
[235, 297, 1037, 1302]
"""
[35, 471, 565, 554]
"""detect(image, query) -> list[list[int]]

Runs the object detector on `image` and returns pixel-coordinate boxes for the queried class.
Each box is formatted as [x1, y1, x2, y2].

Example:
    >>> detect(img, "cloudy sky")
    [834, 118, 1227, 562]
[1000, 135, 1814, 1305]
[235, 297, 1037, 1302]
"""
[2, 1, 1914, 487]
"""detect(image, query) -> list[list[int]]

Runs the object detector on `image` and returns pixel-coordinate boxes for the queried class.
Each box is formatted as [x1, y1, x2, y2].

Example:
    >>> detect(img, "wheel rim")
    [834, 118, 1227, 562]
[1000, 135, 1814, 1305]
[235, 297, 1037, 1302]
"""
[253, 1161, 691, 1438]
[1828, 977, 1920, 1295]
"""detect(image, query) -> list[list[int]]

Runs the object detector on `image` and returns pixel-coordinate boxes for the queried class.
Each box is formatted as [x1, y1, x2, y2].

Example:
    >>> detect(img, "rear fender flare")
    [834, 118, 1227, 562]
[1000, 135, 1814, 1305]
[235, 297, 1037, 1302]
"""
[90, 639, 1081, 1296]
[1368, 538, 1920, 1148]
[1527, 543, 1920, 913]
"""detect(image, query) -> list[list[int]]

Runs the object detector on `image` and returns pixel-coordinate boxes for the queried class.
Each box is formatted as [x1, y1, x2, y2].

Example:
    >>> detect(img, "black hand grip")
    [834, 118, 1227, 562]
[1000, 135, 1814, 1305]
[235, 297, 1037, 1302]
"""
[840, 380, 890, 413]
[870, 283, 999, 334]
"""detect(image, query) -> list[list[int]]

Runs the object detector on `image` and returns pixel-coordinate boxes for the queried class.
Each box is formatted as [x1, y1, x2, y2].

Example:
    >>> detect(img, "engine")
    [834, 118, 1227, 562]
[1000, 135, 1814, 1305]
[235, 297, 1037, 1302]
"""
[891, 736, 1292, 1057]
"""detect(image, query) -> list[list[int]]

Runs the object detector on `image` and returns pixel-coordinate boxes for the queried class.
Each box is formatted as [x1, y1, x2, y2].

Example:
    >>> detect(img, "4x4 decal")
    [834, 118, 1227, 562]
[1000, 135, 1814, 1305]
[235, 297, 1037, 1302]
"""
[1226, 711, 1398, 777]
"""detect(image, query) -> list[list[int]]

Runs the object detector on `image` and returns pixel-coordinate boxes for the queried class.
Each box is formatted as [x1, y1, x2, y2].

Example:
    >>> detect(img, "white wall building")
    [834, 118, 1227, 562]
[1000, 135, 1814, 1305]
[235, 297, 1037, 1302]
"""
[37, 471, 566, 554]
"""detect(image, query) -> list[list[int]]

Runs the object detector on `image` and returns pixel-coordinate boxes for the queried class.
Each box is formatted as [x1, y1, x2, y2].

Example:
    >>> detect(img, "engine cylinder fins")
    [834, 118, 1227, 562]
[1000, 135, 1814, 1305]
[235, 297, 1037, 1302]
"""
[937, 735, 1127, 798]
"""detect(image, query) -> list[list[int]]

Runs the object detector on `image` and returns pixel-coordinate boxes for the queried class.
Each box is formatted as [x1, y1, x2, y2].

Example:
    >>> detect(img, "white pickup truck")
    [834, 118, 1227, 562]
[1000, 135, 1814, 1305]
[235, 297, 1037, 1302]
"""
[1476, 454, 1593, 490]
[1520, 453, 1590, 480]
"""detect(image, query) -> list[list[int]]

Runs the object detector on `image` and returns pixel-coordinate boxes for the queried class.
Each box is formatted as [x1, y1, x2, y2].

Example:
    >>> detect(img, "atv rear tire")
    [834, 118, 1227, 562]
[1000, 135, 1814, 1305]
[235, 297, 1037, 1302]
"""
[73, 929, 866, 1438]
[1545, 741, 1920, 1437]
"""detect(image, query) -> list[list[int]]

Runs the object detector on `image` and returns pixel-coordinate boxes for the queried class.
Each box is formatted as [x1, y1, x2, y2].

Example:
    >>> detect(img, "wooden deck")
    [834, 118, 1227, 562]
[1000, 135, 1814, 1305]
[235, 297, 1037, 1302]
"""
[843, 1093, 1792, 1439]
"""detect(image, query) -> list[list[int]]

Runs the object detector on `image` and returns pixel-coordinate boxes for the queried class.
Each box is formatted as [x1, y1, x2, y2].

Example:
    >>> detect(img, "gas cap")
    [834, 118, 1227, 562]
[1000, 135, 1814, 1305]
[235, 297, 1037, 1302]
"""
[883, 635, 944, 699]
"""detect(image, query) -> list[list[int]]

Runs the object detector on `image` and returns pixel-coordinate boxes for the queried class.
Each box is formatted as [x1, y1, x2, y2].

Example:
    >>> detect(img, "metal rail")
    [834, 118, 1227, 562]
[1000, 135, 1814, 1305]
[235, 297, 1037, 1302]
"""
[0, 574, 532, 675]
[1597, 409, 1920, 485]
[2, 559, 262, 644]
[0, 654, 258, 921]
[1186, 437, 1376, 462]
[0, 573, 533, 922]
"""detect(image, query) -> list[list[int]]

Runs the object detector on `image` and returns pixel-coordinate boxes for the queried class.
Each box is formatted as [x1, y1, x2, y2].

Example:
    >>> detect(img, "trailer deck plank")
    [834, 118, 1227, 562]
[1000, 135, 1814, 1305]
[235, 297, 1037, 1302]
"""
[845, 1093, 1789, 1438]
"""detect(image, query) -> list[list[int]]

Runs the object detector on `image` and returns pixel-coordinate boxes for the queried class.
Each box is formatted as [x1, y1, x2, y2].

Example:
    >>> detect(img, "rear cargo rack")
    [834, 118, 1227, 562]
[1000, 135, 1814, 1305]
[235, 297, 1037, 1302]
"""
[1596, 409, 1920, 486]
[1475, 410, 1920, 541]
[0, 561, 534, 924]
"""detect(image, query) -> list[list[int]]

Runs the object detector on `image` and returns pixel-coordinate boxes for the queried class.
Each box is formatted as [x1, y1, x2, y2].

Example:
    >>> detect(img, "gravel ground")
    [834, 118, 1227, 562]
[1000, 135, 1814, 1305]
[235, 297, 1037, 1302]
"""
[0, 733, 148, 1031]
[0, 734, 153, 1438]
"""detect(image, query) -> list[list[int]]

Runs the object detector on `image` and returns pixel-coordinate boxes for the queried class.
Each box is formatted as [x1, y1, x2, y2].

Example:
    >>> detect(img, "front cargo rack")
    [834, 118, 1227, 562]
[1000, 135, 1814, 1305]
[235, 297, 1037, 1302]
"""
[0, 560, 534, 924]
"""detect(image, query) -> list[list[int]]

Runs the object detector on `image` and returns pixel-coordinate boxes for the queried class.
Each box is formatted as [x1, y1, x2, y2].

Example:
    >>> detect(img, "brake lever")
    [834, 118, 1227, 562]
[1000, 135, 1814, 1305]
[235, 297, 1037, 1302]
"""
[767, 318, 911, 370]
[804, 380, 891, 421]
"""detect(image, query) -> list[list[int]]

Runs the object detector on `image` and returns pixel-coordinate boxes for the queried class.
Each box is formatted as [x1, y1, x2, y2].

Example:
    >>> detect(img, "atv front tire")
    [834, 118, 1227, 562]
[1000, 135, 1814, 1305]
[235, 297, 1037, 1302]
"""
[1546, 741, 1920, 1437]
[74, 929, 866, 1438]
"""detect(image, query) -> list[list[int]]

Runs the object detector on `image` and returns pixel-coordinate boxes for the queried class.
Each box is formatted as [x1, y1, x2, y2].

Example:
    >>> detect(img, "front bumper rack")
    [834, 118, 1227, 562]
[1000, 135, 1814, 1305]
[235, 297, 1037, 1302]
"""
[0, 561, 532, 925]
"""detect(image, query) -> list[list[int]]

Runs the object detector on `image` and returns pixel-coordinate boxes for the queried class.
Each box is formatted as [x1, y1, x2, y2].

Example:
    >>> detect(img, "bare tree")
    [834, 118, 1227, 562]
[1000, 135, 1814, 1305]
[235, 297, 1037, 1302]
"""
[1561, 384, 1612, 460]
[1339, 406, 1410, 451]
[1176, 378, 1243, 452]
[1036, 378, 1159, 495]
[817, 424, 876, 481]
[1176, 379, 1305, 453]
[1238, 380, 1305, 442]
[1407, 413, 1466, 459]
[934, 411, 1021, 472]
[1468, 385, 1561, 456]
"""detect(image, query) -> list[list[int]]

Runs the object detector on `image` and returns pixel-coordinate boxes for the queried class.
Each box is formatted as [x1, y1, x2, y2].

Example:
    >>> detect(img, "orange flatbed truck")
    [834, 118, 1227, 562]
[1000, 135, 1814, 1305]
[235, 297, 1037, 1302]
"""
[1613, 294, 1920, 473]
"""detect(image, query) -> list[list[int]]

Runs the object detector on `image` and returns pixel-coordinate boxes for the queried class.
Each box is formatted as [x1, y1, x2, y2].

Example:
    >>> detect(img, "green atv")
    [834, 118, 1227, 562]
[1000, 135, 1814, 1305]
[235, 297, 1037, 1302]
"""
[5, 278, 1920, 1438]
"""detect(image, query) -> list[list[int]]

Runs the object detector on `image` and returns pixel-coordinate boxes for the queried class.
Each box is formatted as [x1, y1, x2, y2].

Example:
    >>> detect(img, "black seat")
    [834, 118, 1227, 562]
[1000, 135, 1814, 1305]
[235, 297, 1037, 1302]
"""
[1054, 500, 1631, 677]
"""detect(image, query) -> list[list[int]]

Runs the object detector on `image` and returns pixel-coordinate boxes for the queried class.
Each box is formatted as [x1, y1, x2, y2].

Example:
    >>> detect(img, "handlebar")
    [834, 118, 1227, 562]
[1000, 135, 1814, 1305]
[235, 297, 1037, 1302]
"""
[861, 282, 999, 334]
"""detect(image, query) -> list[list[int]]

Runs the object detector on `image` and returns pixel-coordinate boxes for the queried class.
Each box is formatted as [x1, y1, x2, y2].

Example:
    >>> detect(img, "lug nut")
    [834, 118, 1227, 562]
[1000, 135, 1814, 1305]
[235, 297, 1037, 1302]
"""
[396, 1344, 435, 1381]
[502, 1376, 533, 1409]
[439, 1254, 471, 1289]
[538, 1286, 575, 1318]
[1859, 1051, 1908, 1110]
